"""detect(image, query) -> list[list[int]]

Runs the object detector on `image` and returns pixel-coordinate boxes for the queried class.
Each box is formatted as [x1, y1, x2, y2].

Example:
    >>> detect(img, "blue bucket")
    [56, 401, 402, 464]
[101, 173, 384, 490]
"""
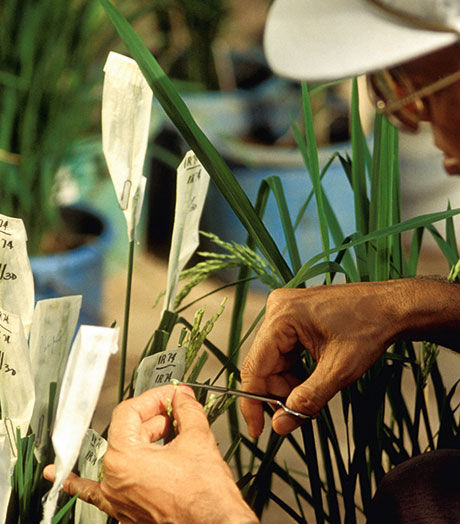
[30, 205, 112, 325]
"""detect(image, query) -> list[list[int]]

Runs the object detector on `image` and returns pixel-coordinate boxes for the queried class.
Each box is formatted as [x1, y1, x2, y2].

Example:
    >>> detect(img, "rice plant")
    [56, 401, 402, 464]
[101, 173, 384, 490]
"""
[4, 1, 460, 522]
[99, 2, 460, 521]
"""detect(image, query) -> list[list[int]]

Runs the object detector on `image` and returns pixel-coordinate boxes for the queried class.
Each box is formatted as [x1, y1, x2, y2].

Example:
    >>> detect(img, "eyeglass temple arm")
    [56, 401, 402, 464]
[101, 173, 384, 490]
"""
[375, 68, 460, 114]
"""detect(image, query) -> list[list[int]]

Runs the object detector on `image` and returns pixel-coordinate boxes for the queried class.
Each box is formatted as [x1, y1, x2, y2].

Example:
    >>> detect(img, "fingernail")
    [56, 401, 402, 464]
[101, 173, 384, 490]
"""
[273, 413, 298, 434]
[248, 425, 261, 439]
[43, 465, 54, 481]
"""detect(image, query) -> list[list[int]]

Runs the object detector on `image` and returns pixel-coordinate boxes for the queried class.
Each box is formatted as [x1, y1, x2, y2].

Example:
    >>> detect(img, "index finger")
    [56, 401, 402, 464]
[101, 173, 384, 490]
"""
[240, 315, 301, 437]
[172, 387, 211, 436]
[108, 385, 178, 445]
[239, 336, 283, 438]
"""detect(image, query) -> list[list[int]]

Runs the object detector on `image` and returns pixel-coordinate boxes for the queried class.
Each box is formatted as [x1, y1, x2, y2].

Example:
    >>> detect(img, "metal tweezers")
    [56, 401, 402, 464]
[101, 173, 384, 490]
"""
[177, 381, 312, 420]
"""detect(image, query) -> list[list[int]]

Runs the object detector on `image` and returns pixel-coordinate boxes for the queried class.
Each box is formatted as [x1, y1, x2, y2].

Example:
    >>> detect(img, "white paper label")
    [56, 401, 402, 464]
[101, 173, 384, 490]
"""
[75, 429, 108, 524]
[0, 214, 34, 335]
[102, 52, 153, 241]
[29, 296, 82, 461]
[163, 151, 210, 312]
[0, 307, 34, 437]
[134, 175, 147, 242]
[134, 348, 185, 396]
[41, 325, 119, 524]
[0, 422, 15, 524]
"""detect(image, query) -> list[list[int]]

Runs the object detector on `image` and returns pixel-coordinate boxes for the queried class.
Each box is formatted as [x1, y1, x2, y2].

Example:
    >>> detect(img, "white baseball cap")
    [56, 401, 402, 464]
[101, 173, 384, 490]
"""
[264, 0, 460, 82]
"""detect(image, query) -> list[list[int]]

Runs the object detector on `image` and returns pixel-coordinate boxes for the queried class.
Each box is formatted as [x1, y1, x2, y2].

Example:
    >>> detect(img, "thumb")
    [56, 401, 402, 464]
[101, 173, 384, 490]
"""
[272, 361, 339, 434]
[173, 387, 210, 436]
[44, 466, 115, 516]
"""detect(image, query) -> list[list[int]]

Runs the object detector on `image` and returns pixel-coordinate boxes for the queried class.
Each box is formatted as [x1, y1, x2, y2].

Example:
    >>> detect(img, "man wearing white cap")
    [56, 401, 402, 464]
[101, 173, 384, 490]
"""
[242, 0, 460, 433]
[45, 1, 460, 522]
[240, 0, 460, 521]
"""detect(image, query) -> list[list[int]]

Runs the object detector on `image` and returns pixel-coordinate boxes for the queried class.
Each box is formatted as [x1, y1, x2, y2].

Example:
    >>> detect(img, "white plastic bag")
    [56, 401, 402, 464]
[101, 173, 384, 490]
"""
[41, 325, 119, 524]
[75, 429, 108, 524]
[0, 422, 16, 524]
[0, 307, 35, 437]
[102, 51, 152, 241]
[0, 214, 34, 334]
[163, 151, 210, 312]
[29, 296, 82, 461]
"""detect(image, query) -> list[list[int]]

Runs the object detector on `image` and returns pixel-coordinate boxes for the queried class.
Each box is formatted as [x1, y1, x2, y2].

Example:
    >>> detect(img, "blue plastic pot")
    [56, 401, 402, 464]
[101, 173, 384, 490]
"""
[147, 76, 301, 252]
[30, 205, 112, 325]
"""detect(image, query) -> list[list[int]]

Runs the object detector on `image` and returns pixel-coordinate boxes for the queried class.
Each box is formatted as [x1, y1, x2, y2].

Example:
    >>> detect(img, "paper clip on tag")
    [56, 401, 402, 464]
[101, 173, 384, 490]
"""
[120, 180, 132, 211]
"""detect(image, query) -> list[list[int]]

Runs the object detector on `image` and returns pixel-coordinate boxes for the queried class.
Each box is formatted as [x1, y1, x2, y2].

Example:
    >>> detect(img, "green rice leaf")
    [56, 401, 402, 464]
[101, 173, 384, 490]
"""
[223, 434, 242, 463]
[264, 176, 302, 274]
[407, 227, 424, 276]
[289, 207, 460, 288]
[368, 116, 398, 280]
[99, 0, 293, 283]
[301, 422, 326, 523]
[268, 490, 306, 524]
[351, 78, 370, 235]
[292, 152, 334, 232]
[320, 187, 360, 282]
[52, 494, 78, 523]
[240, 435, 316, 507]
[426, 224, 459, 267]
[186, 351, 208, 383]
[294, 85, 330, 261]
[445, 201, 459, 261]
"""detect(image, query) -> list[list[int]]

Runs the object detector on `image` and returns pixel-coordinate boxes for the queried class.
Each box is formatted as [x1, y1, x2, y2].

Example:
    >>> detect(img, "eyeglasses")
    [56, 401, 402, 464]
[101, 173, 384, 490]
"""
[367, 67, 460, 133]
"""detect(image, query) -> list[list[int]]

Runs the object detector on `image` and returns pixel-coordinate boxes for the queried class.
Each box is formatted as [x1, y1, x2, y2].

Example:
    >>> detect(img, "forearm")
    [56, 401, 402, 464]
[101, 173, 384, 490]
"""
[391, 277, 460, 352]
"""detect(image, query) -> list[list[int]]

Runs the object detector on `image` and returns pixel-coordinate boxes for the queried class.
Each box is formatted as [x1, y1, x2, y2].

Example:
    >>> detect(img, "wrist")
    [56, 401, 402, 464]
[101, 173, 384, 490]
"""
[392, 277, 460, 349]
[184, 473, 259, 524]
[218, 490, 259, 524]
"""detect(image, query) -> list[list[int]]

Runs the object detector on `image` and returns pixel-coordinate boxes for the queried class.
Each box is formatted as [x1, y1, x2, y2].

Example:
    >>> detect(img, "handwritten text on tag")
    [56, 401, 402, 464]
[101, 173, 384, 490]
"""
[134, 348, 185, 396]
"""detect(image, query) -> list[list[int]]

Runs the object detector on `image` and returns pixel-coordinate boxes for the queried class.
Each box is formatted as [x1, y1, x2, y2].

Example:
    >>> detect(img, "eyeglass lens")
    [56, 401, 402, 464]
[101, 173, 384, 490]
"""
[368, 70, 422, 133]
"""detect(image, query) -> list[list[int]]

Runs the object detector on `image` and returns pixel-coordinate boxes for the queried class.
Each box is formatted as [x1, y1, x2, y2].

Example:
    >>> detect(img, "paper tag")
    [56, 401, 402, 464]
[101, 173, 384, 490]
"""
[134, 348, 185, 396]
[134, 176, 147, 242]
[41, 325, 119, 524]
[0, 214, 34, 335]
[163, 151, 210, 312]
[75, 429, 108, 524]
[29, 296, 82, 461]
[102, 52, 153, 241]
[0, 307, 34, 437]
[0, 422, 15, 524]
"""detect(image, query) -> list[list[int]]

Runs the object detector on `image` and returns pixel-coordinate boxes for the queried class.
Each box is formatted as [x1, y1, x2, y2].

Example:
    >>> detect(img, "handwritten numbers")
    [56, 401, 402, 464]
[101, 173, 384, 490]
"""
[1, 239, 13, 250]
[0, 351, 16, 375]
[0, 264, 16, 281]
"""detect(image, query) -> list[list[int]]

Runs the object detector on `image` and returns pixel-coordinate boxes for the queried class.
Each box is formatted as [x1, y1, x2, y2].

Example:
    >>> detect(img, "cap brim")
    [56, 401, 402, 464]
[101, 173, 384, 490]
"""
[264, 0, 458, 82]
